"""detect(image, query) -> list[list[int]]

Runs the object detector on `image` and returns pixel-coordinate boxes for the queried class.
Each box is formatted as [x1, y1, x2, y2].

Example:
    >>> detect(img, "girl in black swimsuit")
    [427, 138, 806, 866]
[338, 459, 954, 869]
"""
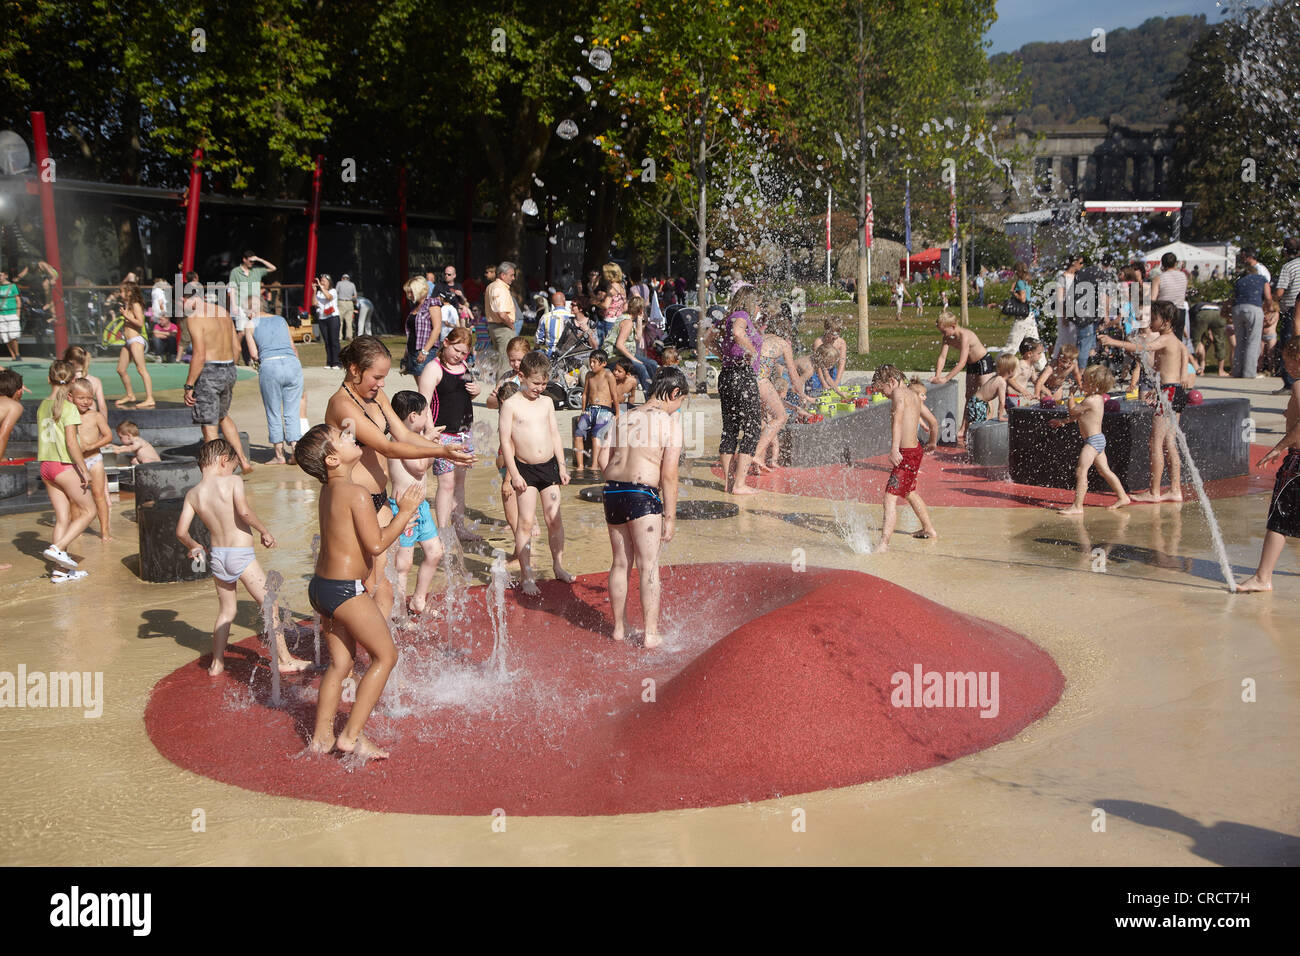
[324, 336, 473, 618]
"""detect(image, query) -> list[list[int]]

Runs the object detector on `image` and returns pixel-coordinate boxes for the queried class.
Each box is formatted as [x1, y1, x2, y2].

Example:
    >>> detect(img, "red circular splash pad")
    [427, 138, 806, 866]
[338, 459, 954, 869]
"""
[145, 563, 1063, 815]
[715, 444, 1279, 508]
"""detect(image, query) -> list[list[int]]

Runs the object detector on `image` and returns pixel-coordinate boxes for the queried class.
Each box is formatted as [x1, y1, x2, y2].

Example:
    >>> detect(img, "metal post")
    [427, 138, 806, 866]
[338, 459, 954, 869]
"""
[29, 111, 68, 355]
[303, 154, 322, 315]
[181, 148, 203, 276]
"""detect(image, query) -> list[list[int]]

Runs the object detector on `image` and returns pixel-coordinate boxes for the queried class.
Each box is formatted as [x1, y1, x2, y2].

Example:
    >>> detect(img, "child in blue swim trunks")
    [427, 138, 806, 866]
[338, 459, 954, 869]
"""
[601, 366, 687, 648]
[1049, 364, 1131, 514]
[296, 422, 424, 760]
[387, 391, 444, 617]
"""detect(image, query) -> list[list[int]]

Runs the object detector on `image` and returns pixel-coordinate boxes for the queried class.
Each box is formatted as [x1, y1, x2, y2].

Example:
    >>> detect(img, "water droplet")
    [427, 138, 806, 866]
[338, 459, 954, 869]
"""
[589, 47, 612, 71]
[573, 35, 584, 43]
[556, 119, 579, 140]
[522, 199, 538, 216]
[573, 75, 591, 93]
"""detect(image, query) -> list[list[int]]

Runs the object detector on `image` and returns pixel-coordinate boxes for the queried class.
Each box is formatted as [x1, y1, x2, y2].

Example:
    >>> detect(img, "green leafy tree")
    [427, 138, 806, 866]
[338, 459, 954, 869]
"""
[588, 0, 785, 388]
[782, 0, 1011, 350]
[1171, 4, 1300, 247]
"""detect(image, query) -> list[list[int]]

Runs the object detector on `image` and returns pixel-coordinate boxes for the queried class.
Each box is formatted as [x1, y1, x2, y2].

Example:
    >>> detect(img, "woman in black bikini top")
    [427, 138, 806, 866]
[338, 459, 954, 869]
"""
[324, 336, 473, 617]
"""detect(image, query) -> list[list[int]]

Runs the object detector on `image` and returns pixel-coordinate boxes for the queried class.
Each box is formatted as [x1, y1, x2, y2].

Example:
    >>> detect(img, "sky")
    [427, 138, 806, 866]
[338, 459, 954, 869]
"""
[986, 0, 1230, 52]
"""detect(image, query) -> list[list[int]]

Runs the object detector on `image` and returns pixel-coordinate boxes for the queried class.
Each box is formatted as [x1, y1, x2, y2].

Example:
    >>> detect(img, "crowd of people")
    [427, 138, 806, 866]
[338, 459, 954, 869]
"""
[2, 231, 1296, 755]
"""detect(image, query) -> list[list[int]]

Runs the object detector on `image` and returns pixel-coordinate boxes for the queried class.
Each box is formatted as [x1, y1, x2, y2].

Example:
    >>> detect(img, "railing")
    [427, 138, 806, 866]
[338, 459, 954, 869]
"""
[15, 283, 310, 354]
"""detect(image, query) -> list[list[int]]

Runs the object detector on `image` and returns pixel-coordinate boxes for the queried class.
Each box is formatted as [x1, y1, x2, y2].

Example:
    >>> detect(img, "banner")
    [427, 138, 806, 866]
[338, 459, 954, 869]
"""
[864, 192, 874, 249]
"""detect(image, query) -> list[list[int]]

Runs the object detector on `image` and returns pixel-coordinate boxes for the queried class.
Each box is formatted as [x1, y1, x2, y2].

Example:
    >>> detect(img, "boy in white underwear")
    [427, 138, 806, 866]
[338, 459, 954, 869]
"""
[176, 438, 309, 676]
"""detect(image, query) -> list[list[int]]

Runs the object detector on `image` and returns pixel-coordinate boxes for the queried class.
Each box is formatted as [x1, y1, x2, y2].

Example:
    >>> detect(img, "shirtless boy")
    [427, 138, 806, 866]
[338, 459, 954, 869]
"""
[1049, 364, 1131, 514]
[176, 438, 310, 676]
[296, 424, 425, 759]
[387, 391, 444, 616]
[499, 351, 574, 595]
[611, 357, 639, 414]
[930, 311, 994, 442]
[71, 379, 114, 540]
[1035, 343, 1082, 401]
[182, 273, 253, 473]
[574, 350, 620, 473]
[1100, 301, 1190, 502]
[1238, 337, 1300, 591]
[602, 366, 685, 647]
[0, 368, 23, 461]
[875, 364, 939, 551]
[106, 420, 160, 464]
[965, 352, 1018, 423]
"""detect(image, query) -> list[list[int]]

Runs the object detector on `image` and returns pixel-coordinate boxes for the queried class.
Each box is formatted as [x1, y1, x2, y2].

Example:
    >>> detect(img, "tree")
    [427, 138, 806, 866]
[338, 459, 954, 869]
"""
[1170, 3, 1300, 247]
[781, 0, 1010, 350]
[588, 0, 786, 390]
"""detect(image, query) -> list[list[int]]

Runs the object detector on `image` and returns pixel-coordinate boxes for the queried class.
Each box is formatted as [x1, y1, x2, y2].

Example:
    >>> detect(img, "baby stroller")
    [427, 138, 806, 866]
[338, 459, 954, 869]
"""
[545, 323, 594, 410]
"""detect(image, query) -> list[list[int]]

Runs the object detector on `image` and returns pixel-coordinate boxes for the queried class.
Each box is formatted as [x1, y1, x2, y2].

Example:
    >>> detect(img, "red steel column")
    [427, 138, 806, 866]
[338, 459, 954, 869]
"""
[302, 154, 323, 314]
[30, 111, 68, 354]
[181, 147, 203, 275]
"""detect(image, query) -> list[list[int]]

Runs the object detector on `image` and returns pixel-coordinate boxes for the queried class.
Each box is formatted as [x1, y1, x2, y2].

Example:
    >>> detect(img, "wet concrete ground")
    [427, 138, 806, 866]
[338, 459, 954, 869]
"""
[1, 367, 1296, 865]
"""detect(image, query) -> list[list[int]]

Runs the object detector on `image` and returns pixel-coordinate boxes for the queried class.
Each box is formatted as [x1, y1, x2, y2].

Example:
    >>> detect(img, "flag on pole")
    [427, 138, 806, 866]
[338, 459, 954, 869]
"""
[864, 192, 874, 248]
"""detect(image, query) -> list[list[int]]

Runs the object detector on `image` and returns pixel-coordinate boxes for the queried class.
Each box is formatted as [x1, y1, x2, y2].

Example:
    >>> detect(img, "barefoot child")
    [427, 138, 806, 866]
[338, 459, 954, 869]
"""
[499, 351, 574, 594]
[65, 346, 108, 417]
[1049, 364, 1131, 514]
[485, 336, 529, 410]
[493, 380, 524, 546]
[930, 311, 993, 441]
[1238, 338, 1300, 591]
[573, 350, 619, 473]
[966, 352, 1018, 423]
[875, 364, 939, 551]
[812, 317, 848, 389]
[70, 379, 114, 540]
[176, 438, 310, 676]
[37, 361, 95, 578]
[1013, 338, 1045, 403]
[1100, 301, 1190, 503]
[296, 424, 425, 759]
[0, 368, 23, 461]
[105, 420, 161, 464]
[603, 366, 686, 647]
[386, 391, 444, 616]
[1035, 343, 1082, 401]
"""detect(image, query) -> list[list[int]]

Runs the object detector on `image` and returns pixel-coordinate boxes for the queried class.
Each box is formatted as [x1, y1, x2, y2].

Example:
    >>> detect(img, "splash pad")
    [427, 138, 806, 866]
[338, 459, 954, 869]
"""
[145, 562, 1062, 815]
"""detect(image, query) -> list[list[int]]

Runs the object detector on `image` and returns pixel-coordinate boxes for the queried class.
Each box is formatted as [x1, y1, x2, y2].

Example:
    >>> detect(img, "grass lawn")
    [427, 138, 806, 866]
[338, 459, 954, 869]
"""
[798, 301, 1015, 373]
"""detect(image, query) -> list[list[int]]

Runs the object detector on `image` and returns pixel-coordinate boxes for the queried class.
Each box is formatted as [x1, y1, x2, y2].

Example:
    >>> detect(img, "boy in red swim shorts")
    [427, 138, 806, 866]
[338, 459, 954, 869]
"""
[875, 364, 939, 552]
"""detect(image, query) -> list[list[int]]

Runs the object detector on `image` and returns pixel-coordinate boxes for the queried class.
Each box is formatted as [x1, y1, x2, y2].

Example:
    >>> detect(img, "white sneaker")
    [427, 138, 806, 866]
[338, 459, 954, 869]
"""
[43, 546, 78, 570]
[51, 570, 88, 583]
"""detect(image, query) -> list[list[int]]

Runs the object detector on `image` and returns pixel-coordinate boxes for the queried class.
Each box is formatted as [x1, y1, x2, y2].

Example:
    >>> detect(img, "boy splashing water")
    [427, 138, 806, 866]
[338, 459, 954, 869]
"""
[874, 365, 939, 551]
[602, 367, 686, 647]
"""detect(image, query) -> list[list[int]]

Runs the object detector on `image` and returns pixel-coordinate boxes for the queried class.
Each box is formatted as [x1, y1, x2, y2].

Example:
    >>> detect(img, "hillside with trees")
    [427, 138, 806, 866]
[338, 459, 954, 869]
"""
[996, 15, 1209, 128]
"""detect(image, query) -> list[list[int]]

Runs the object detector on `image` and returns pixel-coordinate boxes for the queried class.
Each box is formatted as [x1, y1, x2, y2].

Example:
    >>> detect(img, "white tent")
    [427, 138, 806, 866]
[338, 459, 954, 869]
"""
[1143, 241, 1237, 277]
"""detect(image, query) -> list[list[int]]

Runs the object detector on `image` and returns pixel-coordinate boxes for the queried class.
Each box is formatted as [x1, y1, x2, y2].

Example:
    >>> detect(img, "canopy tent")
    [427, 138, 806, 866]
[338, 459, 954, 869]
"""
[1142, 241, 1237, 277]
[899, 247, 943, 277]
